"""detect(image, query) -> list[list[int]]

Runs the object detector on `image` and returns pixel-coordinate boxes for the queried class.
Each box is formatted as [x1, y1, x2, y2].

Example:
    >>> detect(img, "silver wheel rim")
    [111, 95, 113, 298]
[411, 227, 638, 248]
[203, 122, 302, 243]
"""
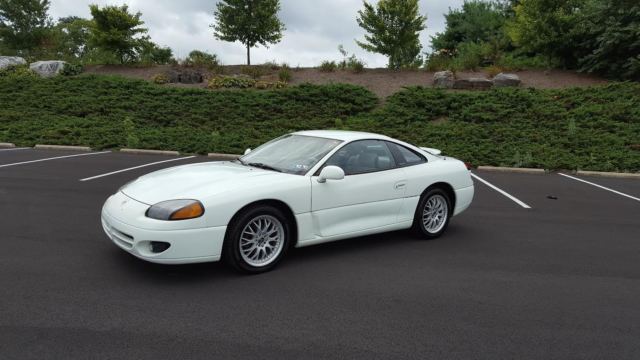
[239, 215, 285, 267]
[422, 194, 448, 234]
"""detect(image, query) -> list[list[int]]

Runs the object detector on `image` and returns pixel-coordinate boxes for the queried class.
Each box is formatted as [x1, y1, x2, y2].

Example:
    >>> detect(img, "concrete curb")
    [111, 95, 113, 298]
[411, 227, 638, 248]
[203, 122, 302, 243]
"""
[120, 148, 180, 156]
[34, 144, 92, 151]
[576, 170, 640, 179]
[0, 142, 16, 148]
[476, 166, 546, 174]
[208, 153, 241, 160]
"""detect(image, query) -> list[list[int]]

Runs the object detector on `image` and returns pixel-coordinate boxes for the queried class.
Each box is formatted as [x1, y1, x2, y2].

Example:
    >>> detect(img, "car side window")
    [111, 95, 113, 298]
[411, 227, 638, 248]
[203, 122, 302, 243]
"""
[387, 142, 427, 167]
[324, 140, 396, 175]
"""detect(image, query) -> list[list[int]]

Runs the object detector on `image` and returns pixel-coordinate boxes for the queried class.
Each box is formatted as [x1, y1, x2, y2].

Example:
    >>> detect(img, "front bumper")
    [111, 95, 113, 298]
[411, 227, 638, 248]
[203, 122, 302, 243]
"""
[101, 193, 226, 264]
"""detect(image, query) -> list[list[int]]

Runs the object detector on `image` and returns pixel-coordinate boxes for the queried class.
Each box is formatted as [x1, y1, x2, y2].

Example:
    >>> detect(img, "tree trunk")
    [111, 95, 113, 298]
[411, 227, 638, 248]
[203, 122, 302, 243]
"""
[246, 45, 251, 66]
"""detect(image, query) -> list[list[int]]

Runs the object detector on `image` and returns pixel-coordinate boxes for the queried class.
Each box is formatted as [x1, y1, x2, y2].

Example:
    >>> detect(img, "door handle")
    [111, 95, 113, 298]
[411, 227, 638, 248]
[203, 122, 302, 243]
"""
[394, 181, 407, 190]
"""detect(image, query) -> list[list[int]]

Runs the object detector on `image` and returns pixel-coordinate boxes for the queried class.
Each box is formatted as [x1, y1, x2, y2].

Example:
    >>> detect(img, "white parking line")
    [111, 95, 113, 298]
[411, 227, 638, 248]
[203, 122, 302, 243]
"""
[0, 147, 30, 152]
[79, 156, 197, 182]
[471, 172, 532, 209]
[559, 173, 640, 202]
[0, 151, 110, 168]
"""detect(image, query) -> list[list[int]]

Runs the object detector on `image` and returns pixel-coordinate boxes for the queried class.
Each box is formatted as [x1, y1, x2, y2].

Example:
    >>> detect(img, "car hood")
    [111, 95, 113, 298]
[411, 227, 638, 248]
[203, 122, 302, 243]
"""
[120, 161, 287, 205]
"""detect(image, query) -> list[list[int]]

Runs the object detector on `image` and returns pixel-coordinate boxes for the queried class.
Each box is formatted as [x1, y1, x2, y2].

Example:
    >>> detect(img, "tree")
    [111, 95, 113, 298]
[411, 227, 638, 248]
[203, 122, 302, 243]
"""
[53, 16, 92, 60]
[211, 0, 285, 65]
[138, 39, 174, 65]
[506, 0, 585, 68]
[0, 0, 53, 57]
[431, 1, 510, 52]
[356, 0, 426, 69]
[576, 0, 640, 80]
[89, 4, 147, 64]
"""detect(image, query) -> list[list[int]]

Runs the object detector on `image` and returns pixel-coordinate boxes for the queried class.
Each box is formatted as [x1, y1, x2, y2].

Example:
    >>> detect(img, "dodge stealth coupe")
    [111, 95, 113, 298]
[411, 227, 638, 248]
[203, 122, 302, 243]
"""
[101, 130, 474, 273]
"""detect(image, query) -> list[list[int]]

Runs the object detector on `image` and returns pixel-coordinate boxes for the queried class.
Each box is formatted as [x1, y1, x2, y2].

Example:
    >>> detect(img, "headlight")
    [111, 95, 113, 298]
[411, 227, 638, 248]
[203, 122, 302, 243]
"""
[145, 199, 205, 221]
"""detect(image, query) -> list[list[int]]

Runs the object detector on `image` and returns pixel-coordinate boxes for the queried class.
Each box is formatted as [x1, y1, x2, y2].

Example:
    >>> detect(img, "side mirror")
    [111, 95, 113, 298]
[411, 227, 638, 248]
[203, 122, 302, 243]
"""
[317, 166, 345, 183]
[244, 148, 252, 155]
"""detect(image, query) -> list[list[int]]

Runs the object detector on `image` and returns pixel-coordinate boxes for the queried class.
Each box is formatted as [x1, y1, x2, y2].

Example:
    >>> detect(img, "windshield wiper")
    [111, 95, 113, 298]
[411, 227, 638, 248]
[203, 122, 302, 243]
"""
[247, 162, 282, 172]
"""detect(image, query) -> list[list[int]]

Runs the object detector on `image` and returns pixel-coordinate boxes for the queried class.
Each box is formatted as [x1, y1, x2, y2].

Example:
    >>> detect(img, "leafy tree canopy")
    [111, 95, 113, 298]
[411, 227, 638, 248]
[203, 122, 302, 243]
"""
[506, 0, 585, 68]
[576, 0, 640, 80]
[0, 0, 52, 57]
[89, 4, 148, 64]
[431, 1, 510, 51]
[356, 0, 427, 69]
[211, 0, 285, 65]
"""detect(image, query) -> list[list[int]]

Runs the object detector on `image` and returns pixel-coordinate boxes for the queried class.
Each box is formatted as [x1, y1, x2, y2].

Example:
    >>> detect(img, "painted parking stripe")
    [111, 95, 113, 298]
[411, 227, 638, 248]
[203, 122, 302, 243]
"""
[79, 156, 197, 182]
[559, 173, 640, 202]
[471, 172, 532, 209]
[0, 147, 30, 152]
[0, 151, 110, 168]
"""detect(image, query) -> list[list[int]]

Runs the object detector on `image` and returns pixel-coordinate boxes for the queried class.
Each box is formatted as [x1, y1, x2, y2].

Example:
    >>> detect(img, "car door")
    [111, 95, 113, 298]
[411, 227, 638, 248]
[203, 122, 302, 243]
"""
[310, 140, 407, 237]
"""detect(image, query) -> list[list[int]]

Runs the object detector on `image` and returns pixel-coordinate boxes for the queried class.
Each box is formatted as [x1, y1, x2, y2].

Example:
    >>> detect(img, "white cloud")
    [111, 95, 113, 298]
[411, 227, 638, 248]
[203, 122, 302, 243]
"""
[48, 0, 465, 67]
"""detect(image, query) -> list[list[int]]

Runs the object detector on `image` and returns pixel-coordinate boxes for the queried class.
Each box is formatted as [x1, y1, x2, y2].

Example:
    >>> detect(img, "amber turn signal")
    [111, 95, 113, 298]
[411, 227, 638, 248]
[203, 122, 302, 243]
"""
[170, 202, 204, 220]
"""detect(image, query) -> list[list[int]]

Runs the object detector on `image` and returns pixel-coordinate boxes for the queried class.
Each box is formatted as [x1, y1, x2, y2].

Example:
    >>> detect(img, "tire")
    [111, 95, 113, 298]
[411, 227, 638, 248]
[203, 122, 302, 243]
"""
[223, 205, 290, 274]
[411, 188, 452, 239]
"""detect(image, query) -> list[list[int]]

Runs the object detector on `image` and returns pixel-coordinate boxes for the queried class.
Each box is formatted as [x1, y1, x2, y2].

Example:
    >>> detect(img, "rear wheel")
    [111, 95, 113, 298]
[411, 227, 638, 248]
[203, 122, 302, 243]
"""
[412, 188, 452, 239]
[224, 205, 290, 274]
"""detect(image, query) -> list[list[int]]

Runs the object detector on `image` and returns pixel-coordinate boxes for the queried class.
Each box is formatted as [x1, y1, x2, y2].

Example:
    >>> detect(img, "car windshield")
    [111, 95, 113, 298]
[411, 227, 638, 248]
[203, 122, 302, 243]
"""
[239, 134, 342, 175]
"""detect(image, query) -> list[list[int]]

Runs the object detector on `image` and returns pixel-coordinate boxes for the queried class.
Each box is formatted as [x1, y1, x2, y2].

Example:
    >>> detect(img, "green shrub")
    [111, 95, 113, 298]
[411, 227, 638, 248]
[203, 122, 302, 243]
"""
[1, 74, 637, 172]
[278, 68, 292, 82]
[255, 81, 287, 89]
[61, 63, 83, 76]
[452, 42, 492, 70]
[0, 75, 377, 154]
[496, 53, 557, 70]
[208, 75, 256, 89]
[484, 65, 504, 78]
[241, 65, 268, 79]
[319, 60, 337, 72]
[346, 56, 366, 73]
[424, 51, 456, 71]
[0, 64, 37, 79]
[262, 61, 281, 70]
[152, 73, 170, 84]
[184, 50, 220, 69]
[345, 83, 640, 172]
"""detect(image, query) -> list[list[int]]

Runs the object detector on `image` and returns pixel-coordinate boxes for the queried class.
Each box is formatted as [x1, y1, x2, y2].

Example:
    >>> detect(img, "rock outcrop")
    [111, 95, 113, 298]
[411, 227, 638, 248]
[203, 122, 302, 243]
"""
[493, 73, 521, 87]
[29, 61, 67, 77]
[0, 56, 27, 70]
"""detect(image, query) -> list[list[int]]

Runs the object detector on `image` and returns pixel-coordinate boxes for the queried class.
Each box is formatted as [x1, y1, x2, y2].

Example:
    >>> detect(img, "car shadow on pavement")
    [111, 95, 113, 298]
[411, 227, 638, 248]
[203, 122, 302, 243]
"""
[104, 225, 470, 281]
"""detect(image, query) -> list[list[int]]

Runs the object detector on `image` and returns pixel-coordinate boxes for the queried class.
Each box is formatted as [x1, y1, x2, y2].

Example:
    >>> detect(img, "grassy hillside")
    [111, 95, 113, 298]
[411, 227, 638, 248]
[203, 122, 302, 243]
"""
[0, 74, 638, 171]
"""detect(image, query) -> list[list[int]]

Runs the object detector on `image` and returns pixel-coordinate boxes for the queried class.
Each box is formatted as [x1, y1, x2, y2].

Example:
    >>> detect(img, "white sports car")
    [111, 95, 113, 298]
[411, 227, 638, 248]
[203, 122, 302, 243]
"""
[101, 130, 474, 273]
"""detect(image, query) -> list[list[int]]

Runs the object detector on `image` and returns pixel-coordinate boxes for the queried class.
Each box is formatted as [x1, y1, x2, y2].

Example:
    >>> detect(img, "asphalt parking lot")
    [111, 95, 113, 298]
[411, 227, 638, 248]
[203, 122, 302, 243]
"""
[1, 148, 639, 360]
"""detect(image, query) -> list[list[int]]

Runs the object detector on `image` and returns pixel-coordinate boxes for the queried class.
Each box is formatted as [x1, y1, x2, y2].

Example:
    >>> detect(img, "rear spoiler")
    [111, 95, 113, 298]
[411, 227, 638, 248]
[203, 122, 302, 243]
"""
[419, 147, 442, 155]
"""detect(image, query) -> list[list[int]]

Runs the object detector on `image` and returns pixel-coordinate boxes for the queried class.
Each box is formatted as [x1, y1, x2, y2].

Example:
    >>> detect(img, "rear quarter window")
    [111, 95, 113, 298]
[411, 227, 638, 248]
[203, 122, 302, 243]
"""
[387, 142, 426, 167]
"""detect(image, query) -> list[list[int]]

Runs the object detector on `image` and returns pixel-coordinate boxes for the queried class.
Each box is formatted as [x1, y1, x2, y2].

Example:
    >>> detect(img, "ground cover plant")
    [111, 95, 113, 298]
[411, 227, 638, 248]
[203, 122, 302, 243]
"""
[0, 74, 377, 154]
[345, 83, 640, 171]
[0, 74, 638, 171]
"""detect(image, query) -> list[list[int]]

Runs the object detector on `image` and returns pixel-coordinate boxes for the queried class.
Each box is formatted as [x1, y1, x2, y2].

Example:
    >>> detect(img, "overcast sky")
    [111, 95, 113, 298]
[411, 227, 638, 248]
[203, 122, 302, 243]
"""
[49, 0, 465, 67]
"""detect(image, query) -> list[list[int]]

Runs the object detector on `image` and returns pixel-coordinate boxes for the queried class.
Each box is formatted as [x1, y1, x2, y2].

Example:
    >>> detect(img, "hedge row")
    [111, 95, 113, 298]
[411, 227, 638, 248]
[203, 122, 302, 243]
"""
[0, 74, 638, 171]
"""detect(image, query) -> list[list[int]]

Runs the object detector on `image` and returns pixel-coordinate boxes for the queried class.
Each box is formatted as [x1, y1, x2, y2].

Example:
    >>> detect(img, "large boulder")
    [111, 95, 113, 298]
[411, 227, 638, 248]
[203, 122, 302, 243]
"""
[0, 56, 27, 70]
[433, 70, 455, 88]
[29, 60, 67, 77]
[493, 73, 521, 87]
[165, 68, 204, 84]
[453, 77, 493, 90]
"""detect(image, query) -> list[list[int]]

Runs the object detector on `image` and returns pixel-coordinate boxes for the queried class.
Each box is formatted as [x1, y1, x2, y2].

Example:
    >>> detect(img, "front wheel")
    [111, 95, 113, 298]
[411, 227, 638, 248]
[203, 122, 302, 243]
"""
[412, 188, 452, 239]
[223, 205, 290, 274]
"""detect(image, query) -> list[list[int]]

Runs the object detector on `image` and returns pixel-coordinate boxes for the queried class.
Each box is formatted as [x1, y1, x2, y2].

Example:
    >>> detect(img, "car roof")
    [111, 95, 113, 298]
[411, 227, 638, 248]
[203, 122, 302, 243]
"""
[292, 130, 391, 142]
